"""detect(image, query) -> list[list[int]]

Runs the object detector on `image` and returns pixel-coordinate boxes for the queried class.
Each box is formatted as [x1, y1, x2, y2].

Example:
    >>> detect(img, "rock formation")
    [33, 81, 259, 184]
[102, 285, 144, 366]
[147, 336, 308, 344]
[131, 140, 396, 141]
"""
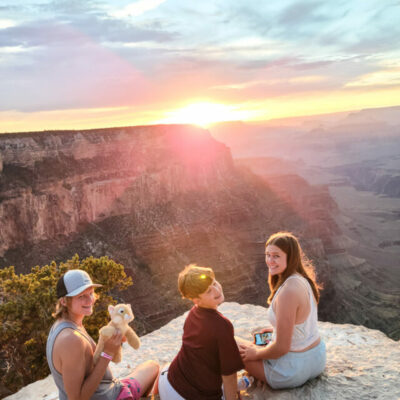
[0, 125, 339, 336]
[5, 303, 400, 400]
[331, 161, 400, 198]
[1, 124, 398, 341]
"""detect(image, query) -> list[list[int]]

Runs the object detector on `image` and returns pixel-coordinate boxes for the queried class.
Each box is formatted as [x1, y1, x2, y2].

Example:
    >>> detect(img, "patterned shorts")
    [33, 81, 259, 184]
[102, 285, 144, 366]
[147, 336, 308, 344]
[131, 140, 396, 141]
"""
[116, 377, 142, 400]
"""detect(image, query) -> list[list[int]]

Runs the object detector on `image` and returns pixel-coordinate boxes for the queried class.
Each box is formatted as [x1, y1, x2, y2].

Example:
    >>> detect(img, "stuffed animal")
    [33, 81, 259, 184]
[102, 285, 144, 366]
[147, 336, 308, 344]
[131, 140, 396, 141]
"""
[93, 303, 140, 364]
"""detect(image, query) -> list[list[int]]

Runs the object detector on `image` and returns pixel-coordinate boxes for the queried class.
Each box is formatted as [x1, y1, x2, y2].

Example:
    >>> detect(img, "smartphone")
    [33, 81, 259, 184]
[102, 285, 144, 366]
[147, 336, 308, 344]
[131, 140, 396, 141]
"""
[254, 332, 272, 346]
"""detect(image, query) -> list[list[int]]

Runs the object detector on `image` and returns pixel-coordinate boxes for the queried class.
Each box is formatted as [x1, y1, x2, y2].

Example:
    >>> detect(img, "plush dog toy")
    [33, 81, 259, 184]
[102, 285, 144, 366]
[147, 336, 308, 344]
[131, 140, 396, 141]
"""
[93, 303, 140, 364]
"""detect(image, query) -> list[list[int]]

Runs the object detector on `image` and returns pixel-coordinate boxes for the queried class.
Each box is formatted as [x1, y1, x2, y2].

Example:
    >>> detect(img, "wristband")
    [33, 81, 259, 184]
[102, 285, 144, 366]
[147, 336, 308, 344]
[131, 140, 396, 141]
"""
[100, 352, 113, 361]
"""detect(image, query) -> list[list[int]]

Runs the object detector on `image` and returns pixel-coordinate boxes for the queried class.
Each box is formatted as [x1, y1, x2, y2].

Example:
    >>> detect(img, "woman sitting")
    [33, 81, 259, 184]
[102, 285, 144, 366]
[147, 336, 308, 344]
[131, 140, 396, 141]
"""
[238, 231, 326, 389]
[46, 269, 159, 400]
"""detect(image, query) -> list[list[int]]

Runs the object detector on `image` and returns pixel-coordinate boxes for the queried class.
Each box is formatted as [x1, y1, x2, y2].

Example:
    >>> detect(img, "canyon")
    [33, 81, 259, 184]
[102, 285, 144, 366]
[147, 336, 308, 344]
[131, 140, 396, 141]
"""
[1, 124, 335, 333]
[209, 105, 400, 340]
[0, 112, 399, 342]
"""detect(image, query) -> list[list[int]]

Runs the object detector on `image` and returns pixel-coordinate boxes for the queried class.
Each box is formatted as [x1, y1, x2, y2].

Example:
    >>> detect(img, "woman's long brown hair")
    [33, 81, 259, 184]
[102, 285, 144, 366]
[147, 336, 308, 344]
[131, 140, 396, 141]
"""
[266, 232, 322, 304]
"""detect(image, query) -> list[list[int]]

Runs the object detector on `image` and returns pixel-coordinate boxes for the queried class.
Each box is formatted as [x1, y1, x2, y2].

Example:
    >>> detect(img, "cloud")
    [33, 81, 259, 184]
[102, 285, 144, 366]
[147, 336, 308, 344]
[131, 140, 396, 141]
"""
[0, 17, 176, 50]
[0, 21, 154, 112]
[0, 21, 89, 48]
[345, 67, 400, 88]
[111, 0, 167, 18]
[278, 0, 328, 26]
[1, 0, 400, 121]
[341, 3, 400, 54]
[211, 75, 328, 91]
[237, 57, 334, 71]
[0, 19, 16, 29]
[41, 0, 100, 14]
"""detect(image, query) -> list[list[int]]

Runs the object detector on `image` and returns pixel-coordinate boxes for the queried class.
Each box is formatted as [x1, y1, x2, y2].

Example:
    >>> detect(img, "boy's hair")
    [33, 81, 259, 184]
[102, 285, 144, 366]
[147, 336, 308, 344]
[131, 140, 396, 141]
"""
[178, 264, 215, 299]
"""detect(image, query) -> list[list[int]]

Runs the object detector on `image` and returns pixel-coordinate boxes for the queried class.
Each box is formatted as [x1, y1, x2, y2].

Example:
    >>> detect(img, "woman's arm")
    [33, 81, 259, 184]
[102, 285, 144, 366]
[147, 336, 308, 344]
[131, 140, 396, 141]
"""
[59, 330, 123, 400]
[240, 284, 300, 361]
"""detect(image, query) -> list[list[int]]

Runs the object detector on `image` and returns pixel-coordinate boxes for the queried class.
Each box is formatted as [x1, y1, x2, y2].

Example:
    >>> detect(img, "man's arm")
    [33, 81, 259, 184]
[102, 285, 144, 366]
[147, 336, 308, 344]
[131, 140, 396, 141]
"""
[222, 372, 238, 400]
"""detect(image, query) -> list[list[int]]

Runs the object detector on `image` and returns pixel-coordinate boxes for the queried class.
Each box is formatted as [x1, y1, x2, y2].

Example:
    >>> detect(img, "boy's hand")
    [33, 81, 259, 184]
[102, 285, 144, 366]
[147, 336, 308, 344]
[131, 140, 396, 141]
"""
[239, 343, 260, 361]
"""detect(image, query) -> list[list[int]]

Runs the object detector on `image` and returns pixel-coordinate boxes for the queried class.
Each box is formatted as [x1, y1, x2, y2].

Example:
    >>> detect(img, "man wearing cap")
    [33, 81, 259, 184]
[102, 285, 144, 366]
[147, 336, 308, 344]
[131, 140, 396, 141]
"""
[46, 269, 159, 400]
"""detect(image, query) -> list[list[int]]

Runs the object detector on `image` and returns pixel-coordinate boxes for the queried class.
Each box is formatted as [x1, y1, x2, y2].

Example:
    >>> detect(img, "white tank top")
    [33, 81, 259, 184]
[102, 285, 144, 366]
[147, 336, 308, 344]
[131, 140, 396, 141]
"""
[267, 274, 320, 351]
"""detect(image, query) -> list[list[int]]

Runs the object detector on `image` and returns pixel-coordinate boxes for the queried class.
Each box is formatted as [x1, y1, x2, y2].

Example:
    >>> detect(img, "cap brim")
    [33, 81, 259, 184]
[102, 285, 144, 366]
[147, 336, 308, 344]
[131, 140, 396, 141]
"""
[66, 283, 102, 297]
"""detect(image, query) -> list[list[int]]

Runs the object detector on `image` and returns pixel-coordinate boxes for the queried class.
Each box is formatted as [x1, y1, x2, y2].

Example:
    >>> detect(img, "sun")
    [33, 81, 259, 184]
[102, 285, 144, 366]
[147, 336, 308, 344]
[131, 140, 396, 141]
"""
[158, 102, 250, 127]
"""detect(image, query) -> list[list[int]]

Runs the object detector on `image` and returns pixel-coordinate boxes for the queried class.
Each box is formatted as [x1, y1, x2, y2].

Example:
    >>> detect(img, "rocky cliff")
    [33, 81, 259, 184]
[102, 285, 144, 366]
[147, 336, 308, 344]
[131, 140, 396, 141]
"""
[0, 125, 235, 257]
[0, 125, 382, 337]
[233, 157, 400, 340]
[331, 161, 400, 198]
[5, 303, 400, 400]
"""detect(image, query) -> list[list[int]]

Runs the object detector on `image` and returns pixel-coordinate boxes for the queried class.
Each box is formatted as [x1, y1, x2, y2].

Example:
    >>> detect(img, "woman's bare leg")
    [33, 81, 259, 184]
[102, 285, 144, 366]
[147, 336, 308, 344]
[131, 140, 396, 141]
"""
[124, 360, 160, 397]
[242, 359, 267, 383]
[235, 336, 267, 383]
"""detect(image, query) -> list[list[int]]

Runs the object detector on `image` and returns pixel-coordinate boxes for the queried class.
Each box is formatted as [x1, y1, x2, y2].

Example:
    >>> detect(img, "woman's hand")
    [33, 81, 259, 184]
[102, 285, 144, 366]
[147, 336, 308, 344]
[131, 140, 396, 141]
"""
[103, 329, 123, 357]
[251, 326, 273, 335]
[238, 343, 261, 362]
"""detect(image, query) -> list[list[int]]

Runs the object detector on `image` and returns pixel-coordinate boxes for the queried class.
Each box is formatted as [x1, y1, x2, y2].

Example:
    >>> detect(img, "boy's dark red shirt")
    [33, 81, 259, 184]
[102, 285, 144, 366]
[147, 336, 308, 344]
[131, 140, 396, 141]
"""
[168, 305, 244, 400]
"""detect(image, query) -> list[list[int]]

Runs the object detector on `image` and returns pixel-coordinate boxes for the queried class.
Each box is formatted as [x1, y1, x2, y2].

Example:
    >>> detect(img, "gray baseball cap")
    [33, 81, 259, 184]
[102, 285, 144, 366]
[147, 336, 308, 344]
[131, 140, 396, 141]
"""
[56, 269, 102, 298]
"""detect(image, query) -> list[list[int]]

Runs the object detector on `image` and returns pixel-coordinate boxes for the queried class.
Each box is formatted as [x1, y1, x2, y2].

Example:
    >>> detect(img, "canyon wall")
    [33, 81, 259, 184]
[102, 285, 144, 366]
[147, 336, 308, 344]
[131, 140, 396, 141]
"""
[209, 111, 400, 341]
[0, 125, 378, 336]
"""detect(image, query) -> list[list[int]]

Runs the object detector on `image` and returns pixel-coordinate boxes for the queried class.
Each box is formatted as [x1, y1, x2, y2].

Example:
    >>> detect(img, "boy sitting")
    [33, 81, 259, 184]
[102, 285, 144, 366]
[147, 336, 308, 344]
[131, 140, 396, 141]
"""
[158, 264, 244, 400]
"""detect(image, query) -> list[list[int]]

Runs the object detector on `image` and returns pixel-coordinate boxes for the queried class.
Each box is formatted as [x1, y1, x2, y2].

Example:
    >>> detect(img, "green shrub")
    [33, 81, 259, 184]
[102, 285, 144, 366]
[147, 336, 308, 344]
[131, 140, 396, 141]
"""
[0, 254, 132, 395]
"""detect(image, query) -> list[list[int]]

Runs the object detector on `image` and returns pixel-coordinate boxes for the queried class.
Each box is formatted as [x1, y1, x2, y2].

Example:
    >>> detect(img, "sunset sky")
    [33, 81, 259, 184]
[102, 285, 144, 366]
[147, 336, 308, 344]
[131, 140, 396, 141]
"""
[1, 0, 400, 132]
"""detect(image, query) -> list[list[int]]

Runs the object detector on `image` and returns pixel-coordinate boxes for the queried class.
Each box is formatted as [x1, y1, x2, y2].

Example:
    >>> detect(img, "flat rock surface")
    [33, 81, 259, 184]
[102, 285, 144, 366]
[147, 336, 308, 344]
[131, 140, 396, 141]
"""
[5, 302, 400, 400]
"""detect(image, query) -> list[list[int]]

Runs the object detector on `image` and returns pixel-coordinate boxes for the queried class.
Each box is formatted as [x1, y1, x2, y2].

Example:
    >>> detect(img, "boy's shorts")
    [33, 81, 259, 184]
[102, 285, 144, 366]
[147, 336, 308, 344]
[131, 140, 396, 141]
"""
[158, 364, 226, 400]
[116, 377, 142, 400]
[158, 365, 185, 400]
[263, 340, 326, 389]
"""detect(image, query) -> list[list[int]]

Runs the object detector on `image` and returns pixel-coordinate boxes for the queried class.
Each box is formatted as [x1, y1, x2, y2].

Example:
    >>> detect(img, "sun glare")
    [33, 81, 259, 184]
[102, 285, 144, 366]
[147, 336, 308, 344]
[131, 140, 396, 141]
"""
[158, 102, 251, 127]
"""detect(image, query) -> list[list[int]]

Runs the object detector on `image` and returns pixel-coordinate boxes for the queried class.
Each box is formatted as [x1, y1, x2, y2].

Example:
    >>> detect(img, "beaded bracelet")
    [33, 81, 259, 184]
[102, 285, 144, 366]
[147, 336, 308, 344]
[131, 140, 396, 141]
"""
[100, 352, 113, 361]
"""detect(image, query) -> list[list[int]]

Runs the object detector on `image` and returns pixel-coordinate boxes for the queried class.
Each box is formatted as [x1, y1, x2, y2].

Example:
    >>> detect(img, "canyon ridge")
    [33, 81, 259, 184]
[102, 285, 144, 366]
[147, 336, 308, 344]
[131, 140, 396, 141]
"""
[0, 120, 398, 341]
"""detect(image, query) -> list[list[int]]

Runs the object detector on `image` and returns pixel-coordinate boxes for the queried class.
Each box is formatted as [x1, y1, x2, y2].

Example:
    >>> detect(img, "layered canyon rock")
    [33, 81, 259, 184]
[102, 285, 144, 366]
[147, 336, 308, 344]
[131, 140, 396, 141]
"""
[209, 115, 400, 341]
[0, 125, 395, 339]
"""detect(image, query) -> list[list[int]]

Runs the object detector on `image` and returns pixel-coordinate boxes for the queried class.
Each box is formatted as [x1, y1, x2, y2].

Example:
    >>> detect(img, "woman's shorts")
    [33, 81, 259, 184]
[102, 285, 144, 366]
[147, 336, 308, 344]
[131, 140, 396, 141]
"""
[263, 340, 326, 389]
[116, 377, 142, 400]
